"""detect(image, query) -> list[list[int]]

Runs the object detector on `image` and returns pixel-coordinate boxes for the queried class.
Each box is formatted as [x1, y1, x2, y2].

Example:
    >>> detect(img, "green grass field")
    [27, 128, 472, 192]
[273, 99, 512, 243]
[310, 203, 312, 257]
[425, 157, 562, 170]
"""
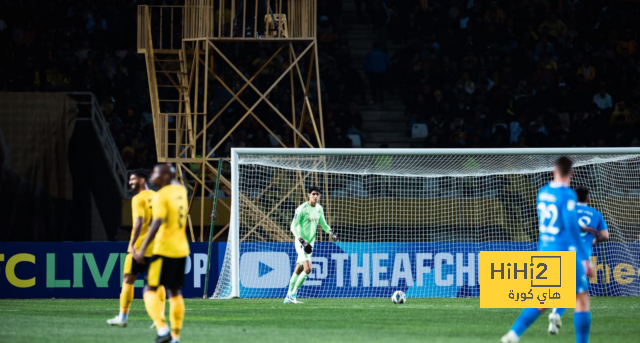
[1, 298, 639, 342]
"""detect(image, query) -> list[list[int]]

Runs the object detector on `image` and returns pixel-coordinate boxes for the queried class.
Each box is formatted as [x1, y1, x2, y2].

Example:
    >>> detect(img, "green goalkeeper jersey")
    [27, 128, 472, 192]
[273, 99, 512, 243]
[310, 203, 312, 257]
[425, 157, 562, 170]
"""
[291, 202, 331, 244]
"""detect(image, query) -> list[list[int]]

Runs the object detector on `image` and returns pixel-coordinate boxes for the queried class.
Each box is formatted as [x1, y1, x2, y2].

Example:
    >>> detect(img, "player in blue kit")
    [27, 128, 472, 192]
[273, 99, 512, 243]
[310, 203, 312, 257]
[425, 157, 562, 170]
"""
[501, 157, 595, 343]
[548, 186, 609, 335]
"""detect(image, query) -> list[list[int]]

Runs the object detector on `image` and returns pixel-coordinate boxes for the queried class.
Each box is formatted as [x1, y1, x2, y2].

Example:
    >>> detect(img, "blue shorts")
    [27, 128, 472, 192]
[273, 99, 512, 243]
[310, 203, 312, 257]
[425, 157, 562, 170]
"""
[576, 261, 589, 294]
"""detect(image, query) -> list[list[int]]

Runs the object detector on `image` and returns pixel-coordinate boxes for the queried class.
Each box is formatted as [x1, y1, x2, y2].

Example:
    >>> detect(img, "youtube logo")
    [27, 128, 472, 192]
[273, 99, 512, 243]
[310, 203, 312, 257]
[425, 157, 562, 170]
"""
[240, 252, 291, 288]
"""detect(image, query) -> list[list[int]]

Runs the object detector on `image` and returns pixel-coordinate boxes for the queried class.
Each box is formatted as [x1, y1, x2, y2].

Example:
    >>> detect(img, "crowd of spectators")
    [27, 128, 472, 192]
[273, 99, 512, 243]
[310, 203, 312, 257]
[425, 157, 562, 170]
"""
[383, 0, 640, 148]
[1, 0, 356, 172]
[2, 0, 157, 168]
[2, 0, 639, 171]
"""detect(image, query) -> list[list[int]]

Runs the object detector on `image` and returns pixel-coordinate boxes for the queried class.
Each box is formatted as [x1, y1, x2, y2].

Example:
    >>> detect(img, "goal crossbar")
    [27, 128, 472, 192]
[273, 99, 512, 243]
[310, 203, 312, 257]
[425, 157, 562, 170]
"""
[233, 147, 640, 156]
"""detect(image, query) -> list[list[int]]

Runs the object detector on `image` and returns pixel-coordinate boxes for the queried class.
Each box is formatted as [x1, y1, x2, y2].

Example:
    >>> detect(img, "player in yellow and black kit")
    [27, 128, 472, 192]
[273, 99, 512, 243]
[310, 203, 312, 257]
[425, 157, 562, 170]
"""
[107, 170, 164, 327]
[134, 164, 189, 343]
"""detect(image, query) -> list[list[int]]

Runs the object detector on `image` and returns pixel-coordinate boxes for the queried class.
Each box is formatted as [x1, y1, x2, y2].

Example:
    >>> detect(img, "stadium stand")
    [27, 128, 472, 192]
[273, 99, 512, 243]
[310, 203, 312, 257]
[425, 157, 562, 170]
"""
[1, 0, 639, 165]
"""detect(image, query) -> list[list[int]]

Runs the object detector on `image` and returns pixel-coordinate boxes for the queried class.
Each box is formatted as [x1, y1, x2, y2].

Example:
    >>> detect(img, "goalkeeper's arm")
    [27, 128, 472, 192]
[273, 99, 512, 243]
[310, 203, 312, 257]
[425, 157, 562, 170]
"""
[291, 214, 312, 253]
[292, 230, 311, 254]
[290, 209, 303, 237]
[319, 209, 338, 241]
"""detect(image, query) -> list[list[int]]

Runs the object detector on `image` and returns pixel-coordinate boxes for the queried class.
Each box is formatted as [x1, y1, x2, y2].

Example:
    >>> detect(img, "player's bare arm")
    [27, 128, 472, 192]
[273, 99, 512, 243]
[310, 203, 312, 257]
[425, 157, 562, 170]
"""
[596, 229, 609, 242]
[134, 218, 162, 264]
[129, 216, 145, 255]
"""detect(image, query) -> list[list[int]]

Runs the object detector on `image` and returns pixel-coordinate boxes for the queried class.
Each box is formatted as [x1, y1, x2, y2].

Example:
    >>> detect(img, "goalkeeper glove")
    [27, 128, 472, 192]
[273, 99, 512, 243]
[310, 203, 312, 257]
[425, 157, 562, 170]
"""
[330, 231, 338, 242]
[299, 237, 313, 254]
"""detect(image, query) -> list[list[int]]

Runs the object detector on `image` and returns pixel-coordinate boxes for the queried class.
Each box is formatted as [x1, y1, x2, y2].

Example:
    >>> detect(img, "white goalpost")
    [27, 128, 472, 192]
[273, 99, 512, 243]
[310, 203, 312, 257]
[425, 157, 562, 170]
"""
[211, 148, 640, 299]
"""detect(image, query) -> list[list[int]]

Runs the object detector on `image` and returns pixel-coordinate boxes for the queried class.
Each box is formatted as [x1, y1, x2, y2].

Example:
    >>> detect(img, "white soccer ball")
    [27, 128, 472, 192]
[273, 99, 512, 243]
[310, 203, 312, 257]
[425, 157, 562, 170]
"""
[391, 290, 406, 304]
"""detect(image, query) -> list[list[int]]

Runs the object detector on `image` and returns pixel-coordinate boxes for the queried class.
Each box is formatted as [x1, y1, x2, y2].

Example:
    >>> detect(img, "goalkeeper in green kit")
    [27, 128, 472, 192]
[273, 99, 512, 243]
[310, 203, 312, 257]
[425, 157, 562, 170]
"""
[284, 186, 338, 304]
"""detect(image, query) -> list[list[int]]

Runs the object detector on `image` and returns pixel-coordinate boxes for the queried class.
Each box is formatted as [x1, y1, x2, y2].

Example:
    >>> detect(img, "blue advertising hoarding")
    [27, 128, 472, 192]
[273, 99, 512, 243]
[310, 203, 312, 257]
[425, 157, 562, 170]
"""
[0, 242, 226, 298]
[238, 242, 640, 298]
[2, 242, 638, 298]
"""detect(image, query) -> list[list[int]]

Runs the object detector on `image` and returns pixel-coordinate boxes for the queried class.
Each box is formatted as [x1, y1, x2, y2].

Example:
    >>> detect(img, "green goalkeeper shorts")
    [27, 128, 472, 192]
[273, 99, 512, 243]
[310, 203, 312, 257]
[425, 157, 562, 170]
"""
[294, 239, 313, 264]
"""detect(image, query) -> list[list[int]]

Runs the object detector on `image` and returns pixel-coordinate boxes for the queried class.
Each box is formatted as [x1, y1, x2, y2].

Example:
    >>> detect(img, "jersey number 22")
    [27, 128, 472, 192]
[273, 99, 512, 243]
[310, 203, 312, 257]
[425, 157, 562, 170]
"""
[538, 203, 559, 235]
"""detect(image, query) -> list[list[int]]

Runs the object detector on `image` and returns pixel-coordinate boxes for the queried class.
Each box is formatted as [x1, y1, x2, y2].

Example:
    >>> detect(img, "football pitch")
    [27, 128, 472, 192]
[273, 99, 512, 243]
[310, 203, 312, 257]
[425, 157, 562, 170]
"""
[1, 298, 638, 342]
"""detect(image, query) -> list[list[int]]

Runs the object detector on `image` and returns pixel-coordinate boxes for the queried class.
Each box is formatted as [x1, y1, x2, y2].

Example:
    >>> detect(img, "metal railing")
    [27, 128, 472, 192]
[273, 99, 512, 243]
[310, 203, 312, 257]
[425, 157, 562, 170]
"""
[137, 0, 317, 52]
[66, 92, 127, 197]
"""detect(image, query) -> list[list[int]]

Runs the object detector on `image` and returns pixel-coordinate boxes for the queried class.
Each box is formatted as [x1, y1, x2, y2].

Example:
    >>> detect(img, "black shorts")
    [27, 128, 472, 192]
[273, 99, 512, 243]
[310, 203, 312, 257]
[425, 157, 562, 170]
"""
[147, 255, 186, 289]
[123, 253, 149, 275]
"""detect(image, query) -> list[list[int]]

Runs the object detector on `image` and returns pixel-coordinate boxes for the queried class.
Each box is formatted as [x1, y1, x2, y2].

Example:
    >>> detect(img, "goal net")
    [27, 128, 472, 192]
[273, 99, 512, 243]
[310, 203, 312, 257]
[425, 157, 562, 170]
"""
[211, 148, 640, 299]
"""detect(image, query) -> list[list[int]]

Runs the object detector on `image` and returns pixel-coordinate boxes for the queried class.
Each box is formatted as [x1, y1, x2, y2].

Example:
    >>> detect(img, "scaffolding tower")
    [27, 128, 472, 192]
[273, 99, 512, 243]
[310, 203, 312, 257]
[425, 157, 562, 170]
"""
[137, 0, 326, 242]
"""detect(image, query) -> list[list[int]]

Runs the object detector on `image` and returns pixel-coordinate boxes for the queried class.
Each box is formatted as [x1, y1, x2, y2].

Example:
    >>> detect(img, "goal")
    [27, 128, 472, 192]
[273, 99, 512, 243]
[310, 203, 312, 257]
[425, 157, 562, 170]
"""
[211, 148, 640, 299]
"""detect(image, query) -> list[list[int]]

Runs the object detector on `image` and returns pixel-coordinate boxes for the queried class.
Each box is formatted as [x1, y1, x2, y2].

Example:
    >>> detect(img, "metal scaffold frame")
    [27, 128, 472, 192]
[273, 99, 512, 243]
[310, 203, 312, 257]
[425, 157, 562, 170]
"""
[137, 0, 325, 242]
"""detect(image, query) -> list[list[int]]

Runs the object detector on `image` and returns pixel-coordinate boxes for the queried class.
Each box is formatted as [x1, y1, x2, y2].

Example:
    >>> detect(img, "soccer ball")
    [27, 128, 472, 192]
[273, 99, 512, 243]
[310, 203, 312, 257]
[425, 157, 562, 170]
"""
[391, 290, 406, 304]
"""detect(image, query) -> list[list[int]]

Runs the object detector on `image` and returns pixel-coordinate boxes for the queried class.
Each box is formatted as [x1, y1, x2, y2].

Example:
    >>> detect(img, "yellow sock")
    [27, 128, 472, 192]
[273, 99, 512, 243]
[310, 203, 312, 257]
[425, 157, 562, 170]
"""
[169, 295, 185, 340]
[119, 283, 134, 315]
[158, 286, 166, 319]
[143, 290, 167, 331]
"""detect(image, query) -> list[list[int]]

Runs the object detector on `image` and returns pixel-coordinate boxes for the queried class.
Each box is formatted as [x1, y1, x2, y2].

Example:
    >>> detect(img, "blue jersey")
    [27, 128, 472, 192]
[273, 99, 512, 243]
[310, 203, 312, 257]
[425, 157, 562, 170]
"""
[536, 182, 587, 262]
[576, 203, 608, 257]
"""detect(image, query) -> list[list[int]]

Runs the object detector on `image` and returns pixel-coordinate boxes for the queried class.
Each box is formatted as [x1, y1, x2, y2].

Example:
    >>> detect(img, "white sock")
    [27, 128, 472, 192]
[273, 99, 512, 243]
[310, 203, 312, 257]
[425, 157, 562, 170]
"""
[157, 326, 170, 336]
[120, 312, 128, 321]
